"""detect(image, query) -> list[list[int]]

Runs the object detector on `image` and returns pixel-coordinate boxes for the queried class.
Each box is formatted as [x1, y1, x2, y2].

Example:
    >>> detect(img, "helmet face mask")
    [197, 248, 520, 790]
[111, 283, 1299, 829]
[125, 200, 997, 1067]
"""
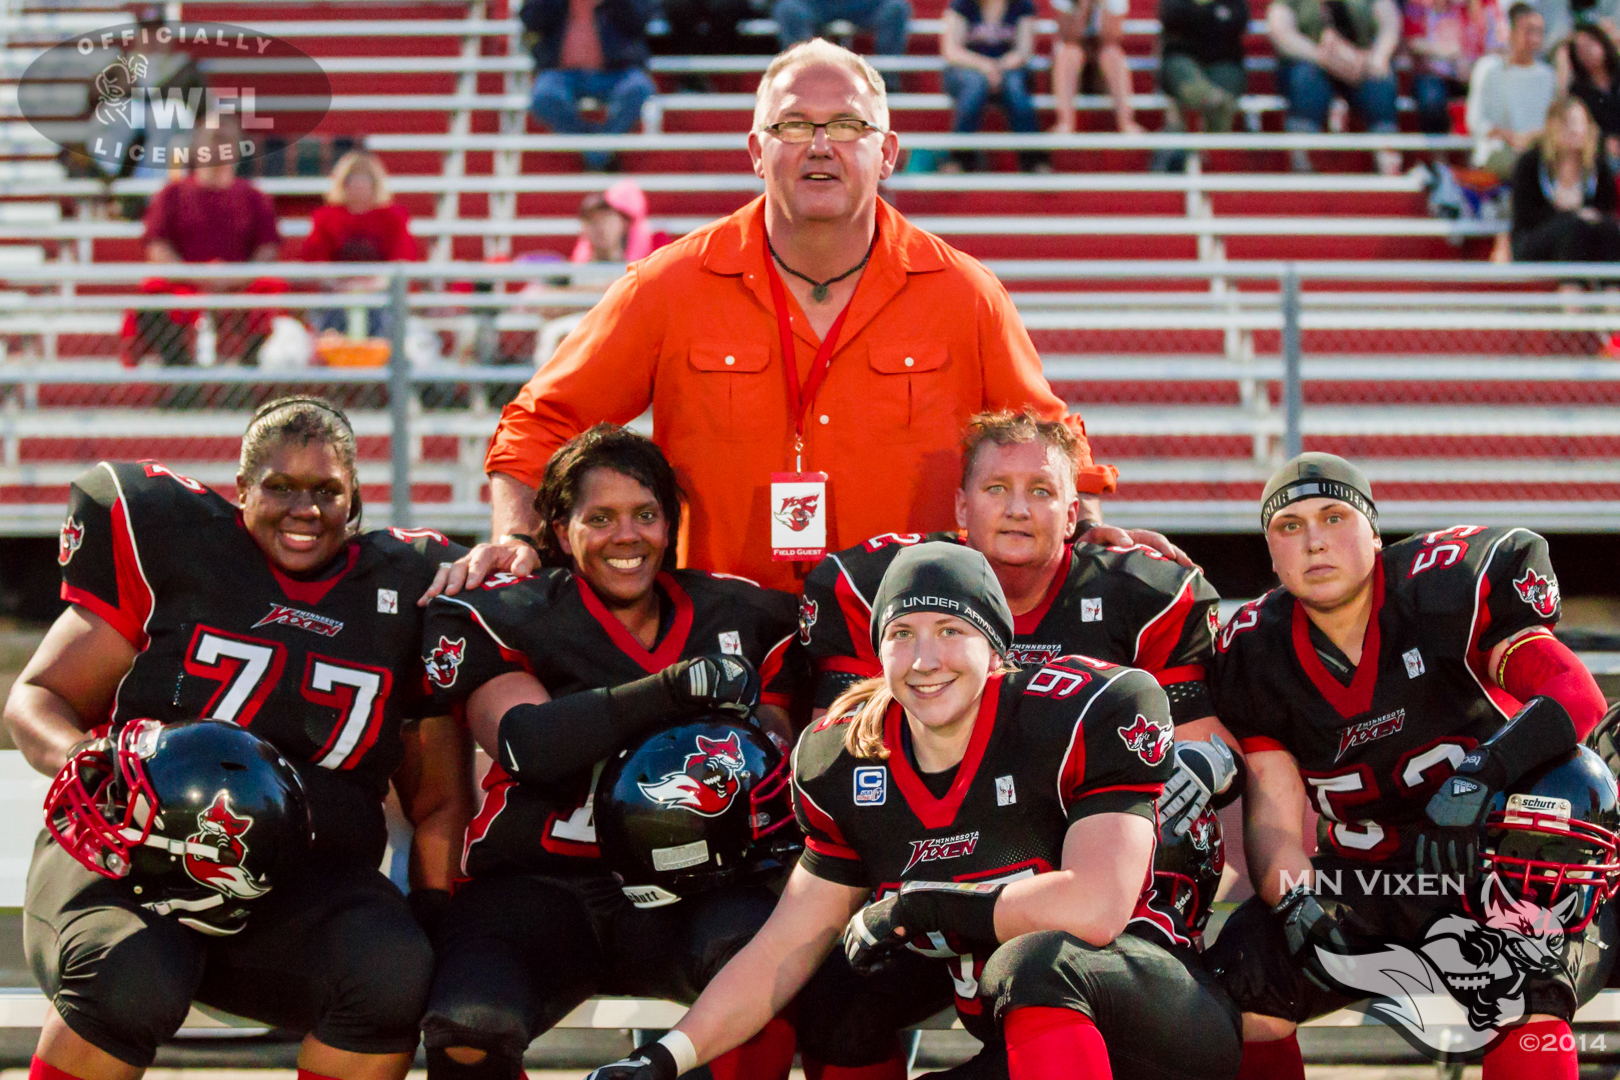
[1152, 807, 1225, 938]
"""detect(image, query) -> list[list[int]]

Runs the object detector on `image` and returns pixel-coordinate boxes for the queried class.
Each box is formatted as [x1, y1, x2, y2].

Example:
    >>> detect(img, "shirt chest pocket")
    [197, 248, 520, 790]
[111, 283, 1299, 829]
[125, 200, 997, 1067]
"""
[864, 341, 951, 435]
[686, 343, 774, 437]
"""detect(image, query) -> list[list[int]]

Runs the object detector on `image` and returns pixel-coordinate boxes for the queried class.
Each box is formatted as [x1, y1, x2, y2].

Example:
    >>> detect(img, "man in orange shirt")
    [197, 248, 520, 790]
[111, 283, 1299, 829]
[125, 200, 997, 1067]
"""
[427, 38, 1173, 598]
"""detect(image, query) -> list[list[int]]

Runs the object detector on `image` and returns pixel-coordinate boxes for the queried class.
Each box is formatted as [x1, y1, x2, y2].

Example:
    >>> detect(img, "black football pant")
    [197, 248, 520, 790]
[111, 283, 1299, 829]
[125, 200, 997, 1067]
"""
[23, 835, 431, 1067]
[421, 871, 776, 1062]
[795, 931, 1243, 1080]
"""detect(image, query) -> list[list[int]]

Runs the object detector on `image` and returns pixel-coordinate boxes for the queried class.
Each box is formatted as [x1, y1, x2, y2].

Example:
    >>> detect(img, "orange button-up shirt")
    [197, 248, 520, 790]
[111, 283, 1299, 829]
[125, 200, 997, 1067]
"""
[486, 196, 1117, 592]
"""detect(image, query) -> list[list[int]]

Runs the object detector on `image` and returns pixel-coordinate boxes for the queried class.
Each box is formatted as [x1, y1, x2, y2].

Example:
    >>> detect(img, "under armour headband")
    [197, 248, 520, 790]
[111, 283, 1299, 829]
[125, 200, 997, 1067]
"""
[869, 542, 1015, 657]
[1261, 452, 1378, 533]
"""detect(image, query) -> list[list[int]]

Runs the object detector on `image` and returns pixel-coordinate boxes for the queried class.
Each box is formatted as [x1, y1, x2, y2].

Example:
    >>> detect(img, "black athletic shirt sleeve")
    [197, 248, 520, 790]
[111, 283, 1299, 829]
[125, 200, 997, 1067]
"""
[1480, 528, 1561, 652]
[1056, 668, 1176, 826]
[802, 551, 880, 709]
[421, 591, 529, 709]
[58, 464, 134, 642]
[792, 720, 870, 888]
[1208, 595, 1286, 754]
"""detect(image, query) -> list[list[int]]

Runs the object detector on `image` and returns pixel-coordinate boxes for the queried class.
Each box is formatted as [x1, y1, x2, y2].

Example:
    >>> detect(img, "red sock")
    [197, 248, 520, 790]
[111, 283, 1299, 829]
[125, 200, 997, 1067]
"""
[1004, 1006, 1111, 1080]
[709, 1016, 796, 1080]
[30, 1058, 85, 1080]
[801, 1048, 908, 1080]
[297, 1070, 344, 1080]
[1483, 1019, 1578, 1080]
[1234, 1033, 1306, 1080]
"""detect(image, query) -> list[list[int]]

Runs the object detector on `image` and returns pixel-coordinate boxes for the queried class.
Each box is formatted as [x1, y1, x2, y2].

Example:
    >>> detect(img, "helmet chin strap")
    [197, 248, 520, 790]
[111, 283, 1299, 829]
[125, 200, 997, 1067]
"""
[142, 893, 225, 915]
[123, 827, 221, 861]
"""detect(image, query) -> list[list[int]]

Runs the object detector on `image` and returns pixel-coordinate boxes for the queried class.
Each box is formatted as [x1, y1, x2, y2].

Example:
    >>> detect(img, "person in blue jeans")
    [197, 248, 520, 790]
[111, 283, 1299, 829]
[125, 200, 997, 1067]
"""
[939, 0, 1043, 171]
[773, 0, 913, 91]
[522, 0, 657, 171]
[1265, 0, 1404, 172]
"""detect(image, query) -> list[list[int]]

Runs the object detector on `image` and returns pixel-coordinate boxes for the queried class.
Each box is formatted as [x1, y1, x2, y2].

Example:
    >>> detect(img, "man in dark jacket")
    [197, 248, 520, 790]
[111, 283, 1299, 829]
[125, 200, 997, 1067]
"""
[522, 0, 657, 171]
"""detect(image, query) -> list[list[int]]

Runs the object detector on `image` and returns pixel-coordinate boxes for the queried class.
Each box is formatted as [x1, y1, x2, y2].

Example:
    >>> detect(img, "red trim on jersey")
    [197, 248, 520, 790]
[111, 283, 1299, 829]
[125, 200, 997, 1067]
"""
[1133, 574, 1196, 674]
[1464, 567, 1523, 719]
[761, 692, 793, 709]
[955, 857, 1054, 881]
[1074, 782, 1164, 799]
[1011, 546, 1072, 637]
[302, 652, 394, 770]
[61, 584, 141, 649]
[1291, 560, 1384, 718]
[819, 655, 882, 677]
[575, 571, 694, 674]
[1153, 664, 1205, 687]
[884, 672, 1004, 831]
[461, 766, 512, 875]
[267, 540, 360, 607]
[181, 624, 287, 727]
[758, 630, 794, 698]
[833, 568, 880, 668]
[1240, 735, 1288, 754]
[540, 811, 602, 859]
[109, 495, 154, 648]
[805, 834, 862, 860]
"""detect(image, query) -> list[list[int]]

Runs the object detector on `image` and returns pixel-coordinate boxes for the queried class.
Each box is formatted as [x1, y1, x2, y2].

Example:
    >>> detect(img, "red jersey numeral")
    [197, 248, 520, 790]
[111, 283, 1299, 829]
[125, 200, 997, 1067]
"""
[1302, 765, 1397, 857]
[1025, 664, 1093, 699]
[302, 655, 394, 770]
[863, 533, 924, 551]
[141, 461, 206, 493]
[184, 626, 287, 725]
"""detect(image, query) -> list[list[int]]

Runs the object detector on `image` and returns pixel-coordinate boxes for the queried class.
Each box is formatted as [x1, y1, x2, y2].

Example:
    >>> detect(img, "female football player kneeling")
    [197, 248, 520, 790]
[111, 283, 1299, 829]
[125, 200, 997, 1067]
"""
[3, 397, 475, 1080]
[583, 542, 1242, 1080]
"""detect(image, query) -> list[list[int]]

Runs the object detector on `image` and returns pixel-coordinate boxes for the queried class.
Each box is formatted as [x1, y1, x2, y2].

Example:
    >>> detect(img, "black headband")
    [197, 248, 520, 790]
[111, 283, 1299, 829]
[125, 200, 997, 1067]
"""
[249, 396, 354, 434]
[870, 542, 1014, 657]
[1261, 478, 1379, 532]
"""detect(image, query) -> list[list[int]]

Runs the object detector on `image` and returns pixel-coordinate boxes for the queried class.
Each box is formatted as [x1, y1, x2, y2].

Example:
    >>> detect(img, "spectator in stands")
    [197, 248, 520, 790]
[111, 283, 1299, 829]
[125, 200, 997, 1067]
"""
[659, 0, 752, 59]
[571, 180, 661, 261]
[939, 0, 1047, 171]
[1562, 23, 1620, 160]
[522, 0, 657, 171]
[1532, 0, 1620, 55]
[303, 150, 419, 338]
[1266, 0, 1403, 174]
[127, 121, 284, 366]
[1155, 0, 1251, 169]
[1051, 0, 1143, 134]
[773, 2, 913, 92]
[1511, 95, 1620, 259]
[1467, 3, 1557, 178]
[1406, 0, 1504, 134]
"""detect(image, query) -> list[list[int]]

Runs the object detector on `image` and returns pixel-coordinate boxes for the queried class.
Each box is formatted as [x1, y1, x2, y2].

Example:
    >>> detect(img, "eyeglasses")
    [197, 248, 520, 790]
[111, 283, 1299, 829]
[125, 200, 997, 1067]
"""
[763, 119, 885, 143]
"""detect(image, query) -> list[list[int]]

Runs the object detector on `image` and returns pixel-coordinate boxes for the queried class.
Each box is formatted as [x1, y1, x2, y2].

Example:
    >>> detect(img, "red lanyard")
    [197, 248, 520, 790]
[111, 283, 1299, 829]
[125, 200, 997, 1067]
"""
[765, 255, 854, 471]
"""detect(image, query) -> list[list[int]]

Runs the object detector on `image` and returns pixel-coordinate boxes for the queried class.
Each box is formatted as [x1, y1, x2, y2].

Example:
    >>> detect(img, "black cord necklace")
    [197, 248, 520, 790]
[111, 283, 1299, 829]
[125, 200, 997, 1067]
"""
[766, 229, 877, 302]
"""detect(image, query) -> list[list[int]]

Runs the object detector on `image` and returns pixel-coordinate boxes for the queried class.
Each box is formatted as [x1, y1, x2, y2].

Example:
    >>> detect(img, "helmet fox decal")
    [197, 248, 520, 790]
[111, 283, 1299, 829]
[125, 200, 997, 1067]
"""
[182, 792, 270, 900]
[637, 733, 748, 817]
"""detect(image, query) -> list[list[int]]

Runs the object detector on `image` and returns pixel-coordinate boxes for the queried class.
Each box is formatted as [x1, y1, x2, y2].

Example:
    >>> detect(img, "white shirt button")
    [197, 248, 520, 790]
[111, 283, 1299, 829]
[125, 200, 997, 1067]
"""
[904, 356, 914, 367]
[724, 355, 736, 365]
[819, 414, 830, 425]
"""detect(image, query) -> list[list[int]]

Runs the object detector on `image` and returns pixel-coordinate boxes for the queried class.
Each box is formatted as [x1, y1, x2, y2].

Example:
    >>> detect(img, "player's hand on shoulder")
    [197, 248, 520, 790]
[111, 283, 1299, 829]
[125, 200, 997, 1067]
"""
[663, 653, 760, 718]
[417, 537, 539, 606]
[1076, 524, 1198, 570]
[1158, 734, 1238, 835]
[584, 1042, 679, 1080]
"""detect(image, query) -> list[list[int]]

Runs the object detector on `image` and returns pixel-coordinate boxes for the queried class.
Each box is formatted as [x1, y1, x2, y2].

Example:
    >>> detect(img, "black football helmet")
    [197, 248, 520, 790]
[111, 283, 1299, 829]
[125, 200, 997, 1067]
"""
[594, 715, 798, 908]
[1153, 806, 1225, 942]
[45, 717, 312, 935]
[1475, 743, 1620, 933]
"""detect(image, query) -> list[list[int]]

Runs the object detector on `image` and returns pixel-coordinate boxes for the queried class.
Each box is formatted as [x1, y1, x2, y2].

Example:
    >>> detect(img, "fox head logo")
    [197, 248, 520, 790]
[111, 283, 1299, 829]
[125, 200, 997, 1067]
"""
[1118, 714, 1172, 766]
[773, 494, 819, 533]
[183, 792, 269, 900]
[58, 516, 84, 566]
[424, 636, 466, 689]
[1188, 810, 1224, 869]
[1513, 568, 1560, 619]
[638, 732, 747, 817]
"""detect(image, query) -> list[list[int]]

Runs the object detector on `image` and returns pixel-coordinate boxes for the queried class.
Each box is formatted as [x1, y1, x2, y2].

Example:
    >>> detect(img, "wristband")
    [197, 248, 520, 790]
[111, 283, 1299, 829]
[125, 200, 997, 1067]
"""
[657, 1031, 697, 1076]
[498, 532, 542, 554]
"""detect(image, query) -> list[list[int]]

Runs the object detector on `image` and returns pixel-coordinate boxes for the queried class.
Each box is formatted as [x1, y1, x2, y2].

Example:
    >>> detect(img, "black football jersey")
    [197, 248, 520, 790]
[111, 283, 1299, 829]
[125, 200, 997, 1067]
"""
[793, 657, 1183, 1017]
[422, 567, 807, 878]
[58, 461, 463, 869]
[800, 533, 1220, 724]
[1212, 526, 1561, 864]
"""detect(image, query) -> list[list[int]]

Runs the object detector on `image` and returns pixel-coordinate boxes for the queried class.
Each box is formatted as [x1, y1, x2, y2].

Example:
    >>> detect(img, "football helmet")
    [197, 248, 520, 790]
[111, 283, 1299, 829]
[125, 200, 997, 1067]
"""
[1476, 743, 1620, 933]
[1153, 805, 1226, 940]
[46, 717, 312, 935]
[594, 715, 798, 908]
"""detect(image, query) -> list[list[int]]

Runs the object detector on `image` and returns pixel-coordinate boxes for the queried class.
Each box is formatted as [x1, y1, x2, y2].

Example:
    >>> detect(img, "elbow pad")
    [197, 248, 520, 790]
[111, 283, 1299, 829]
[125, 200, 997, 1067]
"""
[497, 672, 677, 784]
[1460, 696, 1579, 791]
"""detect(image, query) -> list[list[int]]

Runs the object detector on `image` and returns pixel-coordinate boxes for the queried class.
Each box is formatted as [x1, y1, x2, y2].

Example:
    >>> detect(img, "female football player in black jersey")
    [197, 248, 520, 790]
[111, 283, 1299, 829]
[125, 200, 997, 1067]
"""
[418, 424, 806, 1080]
[3, 397, 475, 1080]
[582, 541, 1242, 1080]
[1206, 453, 1611, 1080]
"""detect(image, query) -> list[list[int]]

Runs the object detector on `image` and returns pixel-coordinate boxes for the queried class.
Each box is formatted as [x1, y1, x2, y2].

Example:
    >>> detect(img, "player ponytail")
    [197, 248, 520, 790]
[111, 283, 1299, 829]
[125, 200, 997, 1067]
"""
[828, 676, 895, 760]
[532, 423, 684, 570]
[240, 396, 361, 532]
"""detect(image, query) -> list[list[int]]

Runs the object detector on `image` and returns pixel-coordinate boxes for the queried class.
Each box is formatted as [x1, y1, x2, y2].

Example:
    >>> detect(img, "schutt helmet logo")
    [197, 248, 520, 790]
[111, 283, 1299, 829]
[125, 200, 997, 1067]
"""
[1512, 568, 1560, 619]
[773, 494, 820, 533]
[183, 792, 269, 900]
[424, 636, 466, 689]
[638, 733, 747, 817]
[58, 516, 84, 566]
[1118, 714, 1172, 766]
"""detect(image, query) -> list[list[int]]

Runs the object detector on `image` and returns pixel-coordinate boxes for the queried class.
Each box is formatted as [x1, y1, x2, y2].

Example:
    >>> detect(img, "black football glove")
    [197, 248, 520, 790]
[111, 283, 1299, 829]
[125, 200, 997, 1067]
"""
[1273, 884, 1350, 991]
[584, 1042, 679, 1080]
[1158, 735, 1239, 836]
[662, 653, 759, 719]
[843, 880, 1004, 976]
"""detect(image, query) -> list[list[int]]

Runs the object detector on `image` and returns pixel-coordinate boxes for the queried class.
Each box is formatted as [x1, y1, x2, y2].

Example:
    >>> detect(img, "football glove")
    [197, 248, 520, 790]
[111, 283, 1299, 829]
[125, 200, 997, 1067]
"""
[1158, 735, 1238, 836]
[843, 880, 1004, 977]
[584, 1042, 678, 1080]
[663, 653, 759, 719]
[1273, 884, 1350, 991]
